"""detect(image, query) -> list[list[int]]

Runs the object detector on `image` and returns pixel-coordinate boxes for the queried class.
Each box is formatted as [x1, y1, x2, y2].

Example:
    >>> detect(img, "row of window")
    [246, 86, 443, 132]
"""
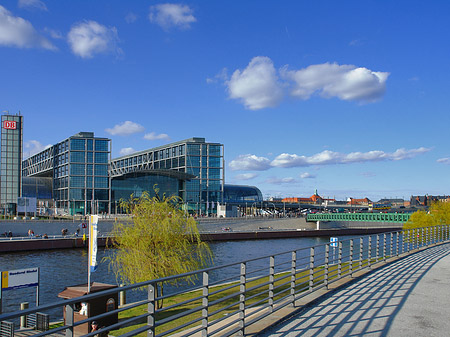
[54, 188, 109, 201]
[70, 176, 109, 188]
[70, 164, 108, 176]
[70, 138, 109, 152]
[22, 148, 52, 167]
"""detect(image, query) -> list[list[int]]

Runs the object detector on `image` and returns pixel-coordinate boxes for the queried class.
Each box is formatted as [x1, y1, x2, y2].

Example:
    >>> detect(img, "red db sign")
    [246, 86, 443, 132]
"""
[3, 121, 16, 130]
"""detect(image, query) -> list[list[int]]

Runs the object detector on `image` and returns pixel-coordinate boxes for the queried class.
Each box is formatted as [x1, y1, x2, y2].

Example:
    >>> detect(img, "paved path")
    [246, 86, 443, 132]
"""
[259, 243, 450, 337]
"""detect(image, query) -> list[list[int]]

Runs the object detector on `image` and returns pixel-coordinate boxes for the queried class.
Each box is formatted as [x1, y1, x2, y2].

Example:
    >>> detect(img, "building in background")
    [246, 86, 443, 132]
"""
[22, 132, 111, 215]
[109, 137, 224, 216]
[1, 113, 23, 215]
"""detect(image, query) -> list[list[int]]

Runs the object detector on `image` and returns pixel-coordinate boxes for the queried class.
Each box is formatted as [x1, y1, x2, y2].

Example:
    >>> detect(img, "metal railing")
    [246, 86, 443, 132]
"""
[0, 225, 448, 337]
[307, 212, 411, 223]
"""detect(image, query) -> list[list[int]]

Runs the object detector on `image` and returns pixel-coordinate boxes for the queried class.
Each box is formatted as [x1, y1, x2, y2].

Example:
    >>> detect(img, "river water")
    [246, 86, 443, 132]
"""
[0, 236, 335, 319]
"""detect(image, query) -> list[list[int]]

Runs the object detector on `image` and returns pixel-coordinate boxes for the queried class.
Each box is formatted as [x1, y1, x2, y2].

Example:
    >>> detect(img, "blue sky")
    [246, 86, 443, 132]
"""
[1, 0, 449, 201]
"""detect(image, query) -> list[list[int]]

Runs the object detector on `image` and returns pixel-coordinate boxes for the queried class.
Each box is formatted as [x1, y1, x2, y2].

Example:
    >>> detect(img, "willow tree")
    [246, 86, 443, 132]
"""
[404, 200, 450, 230]
[107, 191, 212, 308]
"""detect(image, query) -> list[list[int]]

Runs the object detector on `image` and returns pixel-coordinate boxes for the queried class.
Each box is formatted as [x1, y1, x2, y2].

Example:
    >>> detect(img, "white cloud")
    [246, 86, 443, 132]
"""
[18, 0, 47, 11]
[227, 56, 284, 110]
[282, 62, 389, 103]
[437, 158, 450, 164]
[0, 5, 55, 49]
[266, 177, 297, 184]
[230, 147, 430, 171]
[119, 147, 136, 156]
[300, 172, 315, 179]
[105, 121, 145, 136]
[271, 147, 430, 168]
[234, 173, 258, 181]
[67, 20, 120, 58]
[149, 3, 196, 30]
[24, 140, 52, 158]
[223, 57, 389, 109]
[125, 12, 138, 24]
[229, 154, 271, 171]
[143, 132, 170, 141]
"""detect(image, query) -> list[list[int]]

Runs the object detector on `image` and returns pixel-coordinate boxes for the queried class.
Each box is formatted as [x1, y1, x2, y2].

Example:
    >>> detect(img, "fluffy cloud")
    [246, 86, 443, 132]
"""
[67, 20, 119, 58]
[119, 147, 136, 156]
[149, 3, 196, 30]
[24, 140, 52, 158]
[226, 56, 283, 110]
[300, 172, 315, 179]
[144, 132, 170, 141]
[105, 121, 145, 136]
[229, 154, 271, 171]
[282, 62, 389, 103]
[234, 173, 258, 181]
[224, 57, 389, 109]
[230, 147, 431, 171]
[18, 0, 47, 11]
[0, 5, 55, 49]
[266, 177, 297, 184]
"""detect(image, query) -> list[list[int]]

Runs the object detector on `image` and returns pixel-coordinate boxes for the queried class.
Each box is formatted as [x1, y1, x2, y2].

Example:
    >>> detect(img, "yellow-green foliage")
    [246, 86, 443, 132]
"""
[404, 201, 450, 229]
[107, 191, 212, 291]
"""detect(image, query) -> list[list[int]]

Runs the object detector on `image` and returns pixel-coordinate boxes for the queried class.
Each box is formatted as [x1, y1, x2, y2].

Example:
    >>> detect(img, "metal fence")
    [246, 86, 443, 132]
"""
[307, 212, 411, 223]
[0, 225, 448, 337]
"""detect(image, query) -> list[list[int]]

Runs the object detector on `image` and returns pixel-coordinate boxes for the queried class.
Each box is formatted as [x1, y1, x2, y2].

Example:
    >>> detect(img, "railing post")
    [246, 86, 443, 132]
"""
[309, 247, 314, 292]
[20, 302, 29, 328]
[291, 251, 296, 306]
[201, 271, 209, 337]
[368, 236, 372, 269]
[147, 283, 155, 337]
[239, 262, 246, 335]
[269, 256, 275, 312]
[396, 231, 399, 256]
[383, 233, 386, 262]
[349, 239, 353, 277]
[359, 237, 363, 270]
[325, 244, 329, 289]
[376, 235, 379, 263]
[338, 242, 342, 278]
[389, 232, 393, 258]
[65, 303, 74, 337]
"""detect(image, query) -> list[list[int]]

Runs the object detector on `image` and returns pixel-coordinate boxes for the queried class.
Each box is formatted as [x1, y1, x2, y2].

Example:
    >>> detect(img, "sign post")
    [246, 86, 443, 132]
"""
[88, 215, 99, 293]
[0, 268, 40, 313]
[330, 237, 338, 264]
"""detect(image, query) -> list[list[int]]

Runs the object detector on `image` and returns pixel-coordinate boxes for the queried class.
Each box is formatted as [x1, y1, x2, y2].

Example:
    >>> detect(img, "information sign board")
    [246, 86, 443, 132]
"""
[1, 268, 39, 291]
[330, 237, 338, 248]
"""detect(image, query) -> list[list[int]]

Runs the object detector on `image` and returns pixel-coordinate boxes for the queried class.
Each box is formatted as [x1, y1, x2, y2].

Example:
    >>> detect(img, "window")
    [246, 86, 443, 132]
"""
[95, 152, 108, 163]
[95, 165, 108, 176]
[95, 140, 109, 151]
[94, 177, 108, 188]
[70, 139, 85, 151]
[70, 152, 85, 163]
[70, 176, 85, 187]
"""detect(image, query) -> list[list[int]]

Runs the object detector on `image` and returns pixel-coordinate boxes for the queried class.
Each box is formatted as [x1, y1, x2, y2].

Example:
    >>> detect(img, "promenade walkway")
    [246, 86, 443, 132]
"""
[258, 242, 450, 337]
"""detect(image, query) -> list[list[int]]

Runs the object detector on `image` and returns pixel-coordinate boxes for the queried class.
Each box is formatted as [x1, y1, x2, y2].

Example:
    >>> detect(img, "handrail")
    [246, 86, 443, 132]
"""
[307, 212, 411, 223]
[0, 225, 448, 337]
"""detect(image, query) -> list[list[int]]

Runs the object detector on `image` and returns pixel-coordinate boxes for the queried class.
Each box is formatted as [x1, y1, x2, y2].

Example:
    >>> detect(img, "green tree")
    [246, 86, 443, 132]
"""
[404, 200, 450, 230]
[107, 190, 212, 308]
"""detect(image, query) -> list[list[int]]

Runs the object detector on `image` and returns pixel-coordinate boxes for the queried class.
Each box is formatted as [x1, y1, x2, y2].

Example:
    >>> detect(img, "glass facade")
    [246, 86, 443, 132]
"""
[109, 137, 224, 215]
[223, 185, 263, 204]
[22, 132, 111, 215]
[1, 114, 23, 214]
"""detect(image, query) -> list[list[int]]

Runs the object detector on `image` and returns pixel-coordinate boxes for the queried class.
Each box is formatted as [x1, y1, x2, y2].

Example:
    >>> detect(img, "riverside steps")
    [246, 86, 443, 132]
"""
[0, 226, 448, 337]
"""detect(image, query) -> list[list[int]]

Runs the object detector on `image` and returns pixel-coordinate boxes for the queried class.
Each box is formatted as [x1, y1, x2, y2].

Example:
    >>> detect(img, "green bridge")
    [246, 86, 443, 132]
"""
[307, 212, 411, 223]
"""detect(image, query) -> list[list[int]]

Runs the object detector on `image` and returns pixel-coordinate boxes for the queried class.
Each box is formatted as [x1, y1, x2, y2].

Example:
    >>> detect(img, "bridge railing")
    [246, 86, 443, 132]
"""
[307, 212, 411, 223]
[0, 225, 448, 337]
